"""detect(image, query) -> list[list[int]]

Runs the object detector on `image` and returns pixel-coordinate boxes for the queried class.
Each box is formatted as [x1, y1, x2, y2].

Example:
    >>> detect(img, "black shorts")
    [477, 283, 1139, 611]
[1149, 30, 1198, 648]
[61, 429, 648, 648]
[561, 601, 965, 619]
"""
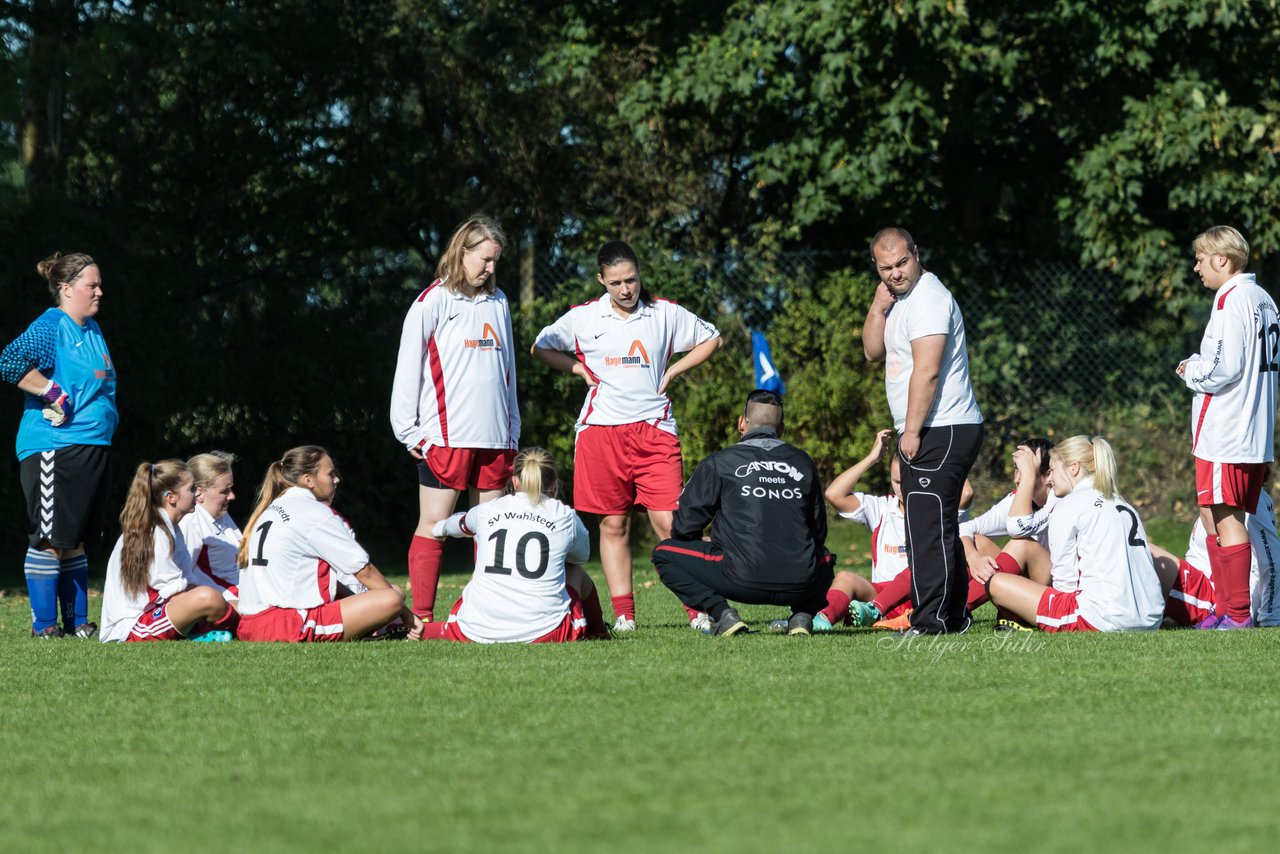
[19, 444, 112, 550]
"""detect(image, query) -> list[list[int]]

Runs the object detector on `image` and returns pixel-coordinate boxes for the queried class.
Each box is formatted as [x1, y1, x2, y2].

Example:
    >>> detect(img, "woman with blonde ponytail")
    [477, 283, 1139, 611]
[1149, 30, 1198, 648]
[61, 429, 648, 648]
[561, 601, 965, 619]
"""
[426, 447, 608, 642]
[970, 436, 1164, 632]
[100, 461, 238, 642]
[235, 446, 424, 642]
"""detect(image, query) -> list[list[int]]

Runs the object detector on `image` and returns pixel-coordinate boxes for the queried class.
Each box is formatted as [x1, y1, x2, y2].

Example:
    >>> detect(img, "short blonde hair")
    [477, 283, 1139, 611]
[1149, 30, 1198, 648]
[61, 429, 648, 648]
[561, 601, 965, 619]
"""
[1192, 226, 1249, 274]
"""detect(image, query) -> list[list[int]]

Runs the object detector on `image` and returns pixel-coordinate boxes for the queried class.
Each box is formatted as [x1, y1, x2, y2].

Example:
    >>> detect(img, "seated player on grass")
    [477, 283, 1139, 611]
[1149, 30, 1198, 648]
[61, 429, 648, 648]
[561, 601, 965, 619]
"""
[957, 438, 1058, 630]
[424, 447, 609, 643]
[970, 435, 1164, 633]
[235, 445, 423, 642]
[816, 430, 975, 632]
[179, 451, 242, 608]
[100, 460, 239, 643]
[1149, 482, 1280, 628]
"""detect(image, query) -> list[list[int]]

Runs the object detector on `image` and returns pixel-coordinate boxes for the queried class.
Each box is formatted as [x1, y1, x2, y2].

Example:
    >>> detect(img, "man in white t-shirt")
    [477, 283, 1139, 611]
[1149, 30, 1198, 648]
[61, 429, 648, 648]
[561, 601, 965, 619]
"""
[862, 227, 984, 635]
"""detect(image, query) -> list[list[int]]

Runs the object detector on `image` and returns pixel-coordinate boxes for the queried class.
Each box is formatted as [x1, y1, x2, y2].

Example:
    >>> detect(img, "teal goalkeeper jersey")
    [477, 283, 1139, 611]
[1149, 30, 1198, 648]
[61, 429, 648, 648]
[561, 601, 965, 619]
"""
[1, 308, 118, 460]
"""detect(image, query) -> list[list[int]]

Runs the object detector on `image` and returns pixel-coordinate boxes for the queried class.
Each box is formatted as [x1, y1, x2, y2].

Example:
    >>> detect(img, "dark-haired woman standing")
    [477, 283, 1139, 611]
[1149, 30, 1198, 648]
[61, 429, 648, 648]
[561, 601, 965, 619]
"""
[0, 253, 117, 638]
[532, 241, 721, 632]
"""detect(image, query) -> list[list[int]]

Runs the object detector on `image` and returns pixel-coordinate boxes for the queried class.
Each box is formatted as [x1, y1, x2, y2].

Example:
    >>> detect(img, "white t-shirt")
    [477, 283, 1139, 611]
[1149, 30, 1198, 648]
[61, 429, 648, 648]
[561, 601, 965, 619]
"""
[961, 490, 1059, 548]
[237, 487, 371, 614]
[1180, 490, 1280, 626]
[1045, 477, 1163, 631]
[179, 504, 242, 598]
[390, 280, 521, 451]
[1183, 273, 1278, 463]
[534, 296, 719, 435]
[100, 514, 191, 643]
[838, 493, 908, 583]
[445, 492, 590, 643]
[883, 272, 982, 432]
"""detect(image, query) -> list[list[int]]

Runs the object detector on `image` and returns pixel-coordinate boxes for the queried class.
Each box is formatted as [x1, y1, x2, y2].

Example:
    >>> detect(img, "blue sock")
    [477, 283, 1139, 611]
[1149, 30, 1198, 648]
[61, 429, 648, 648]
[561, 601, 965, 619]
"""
[58, 553, 90, 630]
[25, 548, 60, 633]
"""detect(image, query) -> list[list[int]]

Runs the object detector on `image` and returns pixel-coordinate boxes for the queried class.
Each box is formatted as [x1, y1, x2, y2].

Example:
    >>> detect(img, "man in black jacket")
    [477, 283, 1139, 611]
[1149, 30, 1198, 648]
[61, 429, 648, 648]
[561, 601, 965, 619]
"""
[652, 389, 834, 636]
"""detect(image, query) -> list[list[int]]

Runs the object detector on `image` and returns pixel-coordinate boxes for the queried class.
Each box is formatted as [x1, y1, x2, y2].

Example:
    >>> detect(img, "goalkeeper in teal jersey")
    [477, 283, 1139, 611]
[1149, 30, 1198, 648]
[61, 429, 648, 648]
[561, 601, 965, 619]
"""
[0, 252, 117, 638]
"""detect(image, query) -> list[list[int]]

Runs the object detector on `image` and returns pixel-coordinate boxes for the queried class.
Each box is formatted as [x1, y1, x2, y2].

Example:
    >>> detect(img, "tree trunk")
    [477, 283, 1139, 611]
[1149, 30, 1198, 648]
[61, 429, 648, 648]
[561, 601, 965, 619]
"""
[20, 0, 77, 203]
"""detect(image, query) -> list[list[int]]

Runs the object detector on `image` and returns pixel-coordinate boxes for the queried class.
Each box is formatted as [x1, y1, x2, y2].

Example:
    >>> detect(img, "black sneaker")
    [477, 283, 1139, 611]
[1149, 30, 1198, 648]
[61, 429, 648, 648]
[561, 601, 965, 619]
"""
[787, 612, 813, 636]
[713, 608, 748, 636]
[32, 625, 65, 639]
[71, 622, 99, 639]
[993, 618, 1033, 633]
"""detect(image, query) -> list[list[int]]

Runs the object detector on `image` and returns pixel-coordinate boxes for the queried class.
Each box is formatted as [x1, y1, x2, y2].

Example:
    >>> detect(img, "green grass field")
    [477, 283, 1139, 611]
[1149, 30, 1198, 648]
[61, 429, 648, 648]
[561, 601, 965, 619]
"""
[4, 514, 1277, 852]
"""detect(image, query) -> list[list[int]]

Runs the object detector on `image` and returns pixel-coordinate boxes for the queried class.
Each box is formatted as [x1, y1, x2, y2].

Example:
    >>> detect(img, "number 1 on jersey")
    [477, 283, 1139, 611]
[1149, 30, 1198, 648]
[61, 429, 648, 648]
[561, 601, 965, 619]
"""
[251, 520, 273, 567]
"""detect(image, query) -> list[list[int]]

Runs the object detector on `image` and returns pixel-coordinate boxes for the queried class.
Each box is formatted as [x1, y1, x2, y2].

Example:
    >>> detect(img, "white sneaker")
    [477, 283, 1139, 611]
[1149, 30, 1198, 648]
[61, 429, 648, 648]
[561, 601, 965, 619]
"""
[613, 616, 637, 633]
[689, 612, 713, 634]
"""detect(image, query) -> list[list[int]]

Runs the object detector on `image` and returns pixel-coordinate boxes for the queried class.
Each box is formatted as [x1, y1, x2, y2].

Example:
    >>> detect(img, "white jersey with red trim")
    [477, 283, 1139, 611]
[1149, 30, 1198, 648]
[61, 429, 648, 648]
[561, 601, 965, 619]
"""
[390, 280, 521, 452]
[1179, 490, 1280, 626]
[533, 296, 719, 435]
[838, 493, 908, 583]
[1046, 477, 1163, 631]
[961, 489, 1059, 548]
[1183, 273, 1278, 463]
[237, 487, 370, 615]
[100, 514, 191, 642]
[178, 504, 241, 595]
[447, 492, 590, 643]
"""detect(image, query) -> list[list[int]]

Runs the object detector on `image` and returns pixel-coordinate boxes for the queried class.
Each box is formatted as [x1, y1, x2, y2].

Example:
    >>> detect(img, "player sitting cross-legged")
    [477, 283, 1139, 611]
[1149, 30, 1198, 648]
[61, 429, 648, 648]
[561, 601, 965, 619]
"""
[423, 447, 609, 643]
[100, 460, 239, 643]
[970, 436, 1164, 632]
[236, 446, 423, 642]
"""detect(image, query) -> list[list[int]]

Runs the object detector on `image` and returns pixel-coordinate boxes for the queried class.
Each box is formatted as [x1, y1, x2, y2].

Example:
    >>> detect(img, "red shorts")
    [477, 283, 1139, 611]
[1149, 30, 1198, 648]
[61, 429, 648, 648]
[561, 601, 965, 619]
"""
[574, 422, 682, 514]
[1035, 587, 1097, 633]
[126, 598, 185, 642]
[238, 601, 346, 642]
[1164, 559, 1216, 627]
[1195, 458, 1266, 510]
[421, 446, 514, 492]
[427, 588, 587, 644]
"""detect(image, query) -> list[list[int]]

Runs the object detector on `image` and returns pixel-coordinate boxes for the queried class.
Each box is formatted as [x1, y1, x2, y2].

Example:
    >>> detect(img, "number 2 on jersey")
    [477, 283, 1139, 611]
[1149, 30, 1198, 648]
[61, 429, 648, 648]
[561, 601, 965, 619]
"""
[1257, 322, 1279, 373]
[1115, 506, 1145, 547]
[483, 528, 550, 579]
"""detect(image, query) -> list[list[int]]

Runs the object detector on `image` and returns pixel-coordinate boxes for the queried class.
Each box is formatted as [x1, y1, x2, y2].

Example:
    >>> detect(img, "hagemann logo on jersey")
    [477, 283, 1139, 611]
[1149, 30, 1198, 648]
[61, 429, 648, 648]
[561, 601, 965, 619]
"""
[605, 340, 650, 368]
[733, 460, 804, 482]
[464, 323, 503, 350]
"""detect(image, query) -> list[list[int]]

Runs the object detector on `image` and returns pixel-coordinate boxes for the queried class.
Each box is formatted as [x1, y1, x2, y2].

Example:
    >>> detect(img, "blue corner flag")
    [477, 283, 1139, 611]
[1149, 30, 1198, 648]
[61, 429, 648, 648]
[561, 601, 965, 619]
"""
[752, 331, 784, 394]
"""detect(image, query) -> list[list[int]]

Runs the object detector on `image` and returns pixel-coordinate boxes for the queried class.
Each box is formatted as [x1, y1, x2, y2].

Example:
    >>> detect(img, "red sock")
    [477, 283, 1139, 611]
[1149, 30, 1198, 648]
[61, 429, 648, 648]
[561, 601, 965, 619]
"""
[872, 568, 912, 614]
[408, 536, 444, 621]
[581, 587, 609, 637]
[211, 602, 239, 632]
[978, 552, 1025, 616]
[610, 594, 635, 622]
[1214, 540, 1253, 622]
[1204, 537, 1226, 618]
[820, 588, 853, 623]
[682, 604, 701, 620]
[420, 621, 449, 640]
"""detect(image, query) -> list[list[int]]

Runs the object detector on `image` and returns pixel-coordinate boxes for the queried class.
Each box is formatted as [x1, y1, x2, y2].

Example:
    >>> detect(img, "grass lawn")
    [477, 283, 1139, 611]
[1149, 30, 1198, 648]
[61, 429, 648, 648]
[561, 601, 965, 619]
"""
[3, 512, 1276, 852]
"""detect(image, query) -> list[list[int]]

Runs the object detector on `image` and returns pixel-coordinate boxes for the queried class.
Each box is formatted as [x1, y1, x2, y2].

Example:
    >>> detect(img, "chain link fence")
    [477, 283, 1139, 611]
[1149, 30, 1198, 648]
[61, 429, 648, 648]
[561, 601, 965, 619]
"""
[520, 249, 1198, 430]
